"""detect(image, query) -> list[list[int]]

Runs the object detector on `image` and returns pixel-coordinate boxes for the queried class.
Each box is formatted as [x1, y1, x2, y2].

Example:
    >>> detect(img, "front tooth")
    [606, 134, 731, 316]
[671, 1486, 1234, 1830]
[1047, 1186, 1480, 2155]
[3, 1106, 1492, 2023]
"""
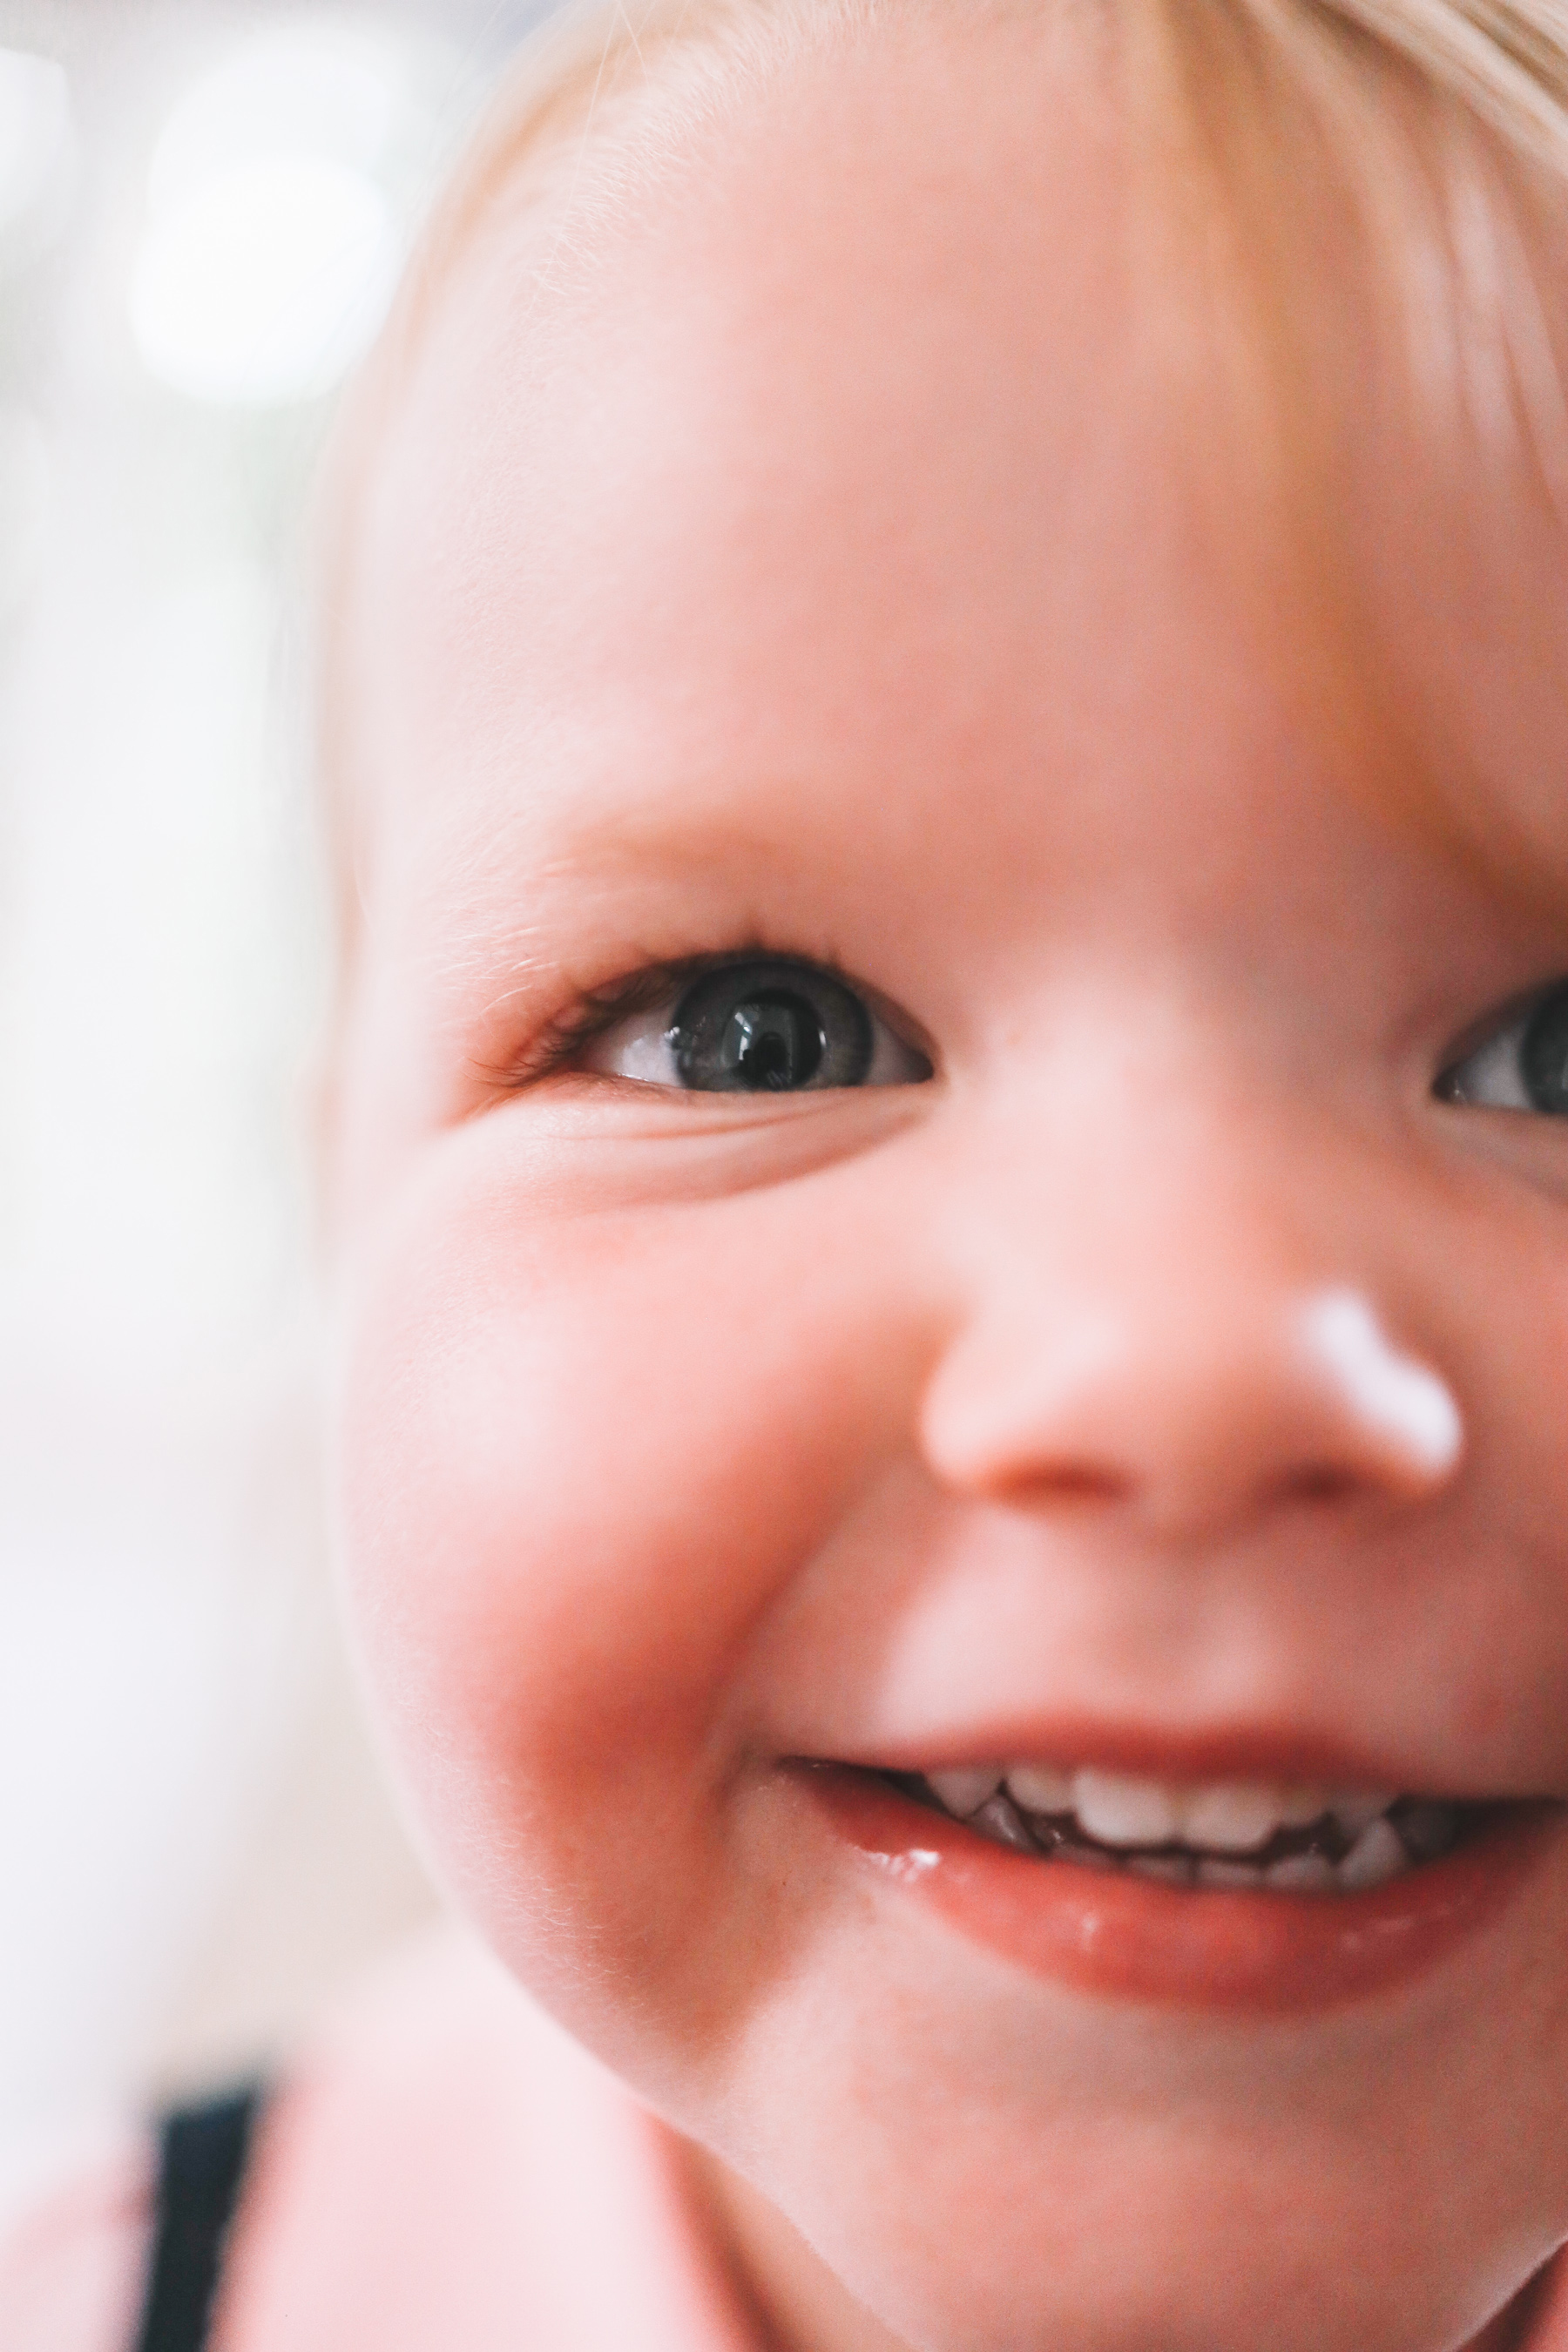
[1064, 1841, 1120, 1871]
[1331, 1791, 1396, 1839]
[1274, 1786, 1331, 1828]
[929, 1767, 1003, 1818]
[1005, 1762, 1073, 1815]
[1129, 1851, 1195, 1884]
[1337, 1816, 1409, 1890]
[1266, 1852, 1337, 1891]
[1071, 1770, 1182, 1847]
[1180, 1782, 1284, 1853]
[1196, 1856, 1265, 1888]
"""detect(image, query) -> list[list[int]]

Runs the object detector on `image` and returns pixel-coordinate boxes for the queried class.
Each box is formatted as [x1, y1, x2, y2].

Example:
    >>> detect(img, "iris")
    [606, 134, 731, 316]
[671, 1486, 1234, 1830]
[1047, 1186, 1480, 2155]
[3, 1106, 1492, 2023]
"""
[670, 961, 874, 1092]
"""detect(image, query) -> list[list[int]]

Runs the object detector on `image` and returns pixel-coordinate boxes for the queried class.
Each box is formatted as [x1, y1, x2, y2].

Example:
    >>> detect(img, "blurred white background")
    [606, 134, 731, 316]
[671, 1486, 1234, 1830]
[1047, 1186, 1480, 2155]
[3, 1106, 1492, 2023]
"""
[0, 0, 555, 2221]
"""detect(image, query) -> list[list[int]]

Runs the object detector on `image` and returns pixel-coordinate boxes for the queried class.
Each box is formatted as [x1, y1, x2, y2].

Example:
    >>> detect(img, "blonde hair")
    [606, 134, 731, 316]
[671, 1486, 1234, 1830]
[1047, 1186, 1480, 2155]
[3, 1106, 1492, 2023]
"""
[349, 0, 1568, 457]
[318, 0, 1568, 918]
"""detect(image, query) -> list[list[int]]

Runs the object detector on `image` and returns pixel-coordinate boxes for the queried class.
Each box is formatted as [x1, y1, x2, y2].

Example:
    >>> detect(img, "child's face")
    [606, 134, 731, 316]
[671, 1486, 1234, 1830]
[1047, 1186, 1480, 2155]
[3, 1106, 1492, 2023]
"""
[332, 17, 1568, 2350]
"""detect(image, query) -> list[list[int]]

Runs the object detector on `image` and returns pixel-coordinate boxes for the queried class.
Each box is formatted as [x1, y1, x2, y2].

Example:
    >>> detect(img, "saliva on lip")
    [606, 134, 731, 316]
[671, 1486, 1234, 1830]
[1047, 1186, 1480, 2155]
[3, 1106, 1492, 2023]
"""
[922, 1766, 1466, 1893]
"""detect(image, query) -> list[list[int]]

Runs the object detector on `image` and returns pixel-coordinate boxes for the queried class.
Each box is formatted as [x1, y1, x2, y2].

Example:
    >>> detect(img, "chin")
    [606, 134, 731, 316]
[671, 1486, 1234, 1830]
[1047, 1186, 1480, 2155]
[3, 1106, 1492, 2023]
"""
[746, 2122, 1532, 2352]
[685, 1911, 1562, 2352]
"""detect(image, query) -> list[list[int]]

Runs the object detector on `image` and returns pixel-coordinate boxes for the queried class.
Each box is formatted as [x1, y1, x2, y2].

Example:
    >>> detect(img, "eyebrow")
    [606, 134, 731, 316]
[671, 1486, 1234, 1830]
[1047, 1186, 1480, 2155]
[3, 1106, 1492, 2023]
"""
[412, 767, 883, 941]
[402, 781, 864, 1013]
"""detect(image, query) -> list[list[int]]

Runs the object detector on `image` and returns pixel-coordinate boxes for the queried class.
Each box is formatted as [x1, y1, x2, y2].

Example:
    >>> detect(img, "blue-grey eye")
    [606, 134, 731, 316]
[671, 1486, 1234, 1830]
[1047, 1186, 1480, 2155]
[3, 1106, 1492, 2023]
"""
[583, 957, 932, 1092]
[1436, 981, 1568, 1115]
[672, 962, 873, 1092]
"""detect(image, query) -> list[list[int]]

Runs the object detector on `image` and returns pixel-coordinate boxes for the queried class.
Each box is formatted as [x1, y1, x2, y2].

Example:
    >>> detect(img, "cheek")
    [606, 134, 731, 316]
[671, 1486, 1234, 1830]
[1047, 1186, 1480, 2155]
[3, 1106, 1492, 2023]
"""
[334, 1126, 921, 2028]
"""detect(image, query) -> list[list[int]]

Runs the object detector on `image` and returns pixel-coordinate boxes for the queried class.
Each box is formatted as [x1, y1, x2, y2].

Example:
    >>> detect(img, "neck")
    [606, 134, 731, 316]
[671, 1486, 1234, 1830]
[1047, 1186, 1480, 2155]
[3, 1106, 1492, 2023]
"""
[682, 2141, 1567, 2352]
[1468, 2261, 1565, 2352]
[679, 2141, 911, 2352]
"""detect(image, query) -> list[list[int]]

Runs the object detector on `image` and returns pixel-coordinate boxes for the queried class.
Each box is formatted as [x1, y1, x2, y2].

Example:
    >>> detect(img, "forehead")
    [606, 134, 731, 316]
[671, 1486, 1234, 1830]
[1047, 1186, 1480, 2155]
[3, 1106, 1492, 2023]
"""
[345, 9, 1568, 928]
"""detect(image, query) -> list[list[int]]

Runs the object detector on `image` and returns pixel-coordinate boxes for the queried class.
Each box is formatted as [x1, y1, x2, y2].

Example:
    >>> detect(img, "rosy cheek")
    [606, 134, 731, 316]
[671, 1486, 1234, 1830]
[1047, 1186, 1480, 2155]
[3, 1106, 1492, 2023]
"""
[332, 1123, 916, 1982]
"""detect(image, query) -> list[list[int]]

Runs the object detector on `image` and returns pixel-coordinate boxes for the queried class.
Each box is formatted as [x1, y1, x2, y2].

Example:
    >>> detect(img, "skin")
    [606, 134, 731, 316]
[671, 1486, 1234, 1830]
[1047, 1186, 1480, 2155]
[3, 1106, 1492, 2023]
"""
[330, 14, 1568, 2350]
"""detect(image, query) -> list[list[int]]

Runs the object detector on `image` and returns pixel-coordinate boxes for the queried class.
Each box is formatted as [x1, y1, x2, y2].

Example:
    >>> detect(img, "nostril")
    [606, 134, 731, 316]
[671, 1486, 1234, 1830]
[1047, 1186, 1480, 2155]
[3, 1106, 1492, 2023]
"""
[1025, 1463, 1134, 1505]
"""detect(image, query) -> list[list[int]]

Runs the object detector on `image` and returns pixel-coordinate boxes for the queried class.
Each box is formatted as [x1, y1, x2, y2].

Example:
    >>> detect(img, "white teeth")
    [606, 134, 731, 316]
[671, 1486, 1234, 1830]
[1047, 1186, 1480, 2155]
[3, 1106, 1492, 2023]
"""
[1266, 1852, 1338, 1892]
[924, 1761, 1445, 1891]
[1065, 1841, 1120, 1871]
[1128, 1851, 1195, 1884]
[928, 1767, 1003, 1819]
[1196, 1857, 1264, 1888]
[1180, 1782, 1288, 1853]
[969, 1793, 1037, 1853]
[1004, 1761, 1073, 1815]
[1070, 1770, 1182, 1847]
[1337, 1815, 1409, 1890]
[1331, 1792, 1397, 1839]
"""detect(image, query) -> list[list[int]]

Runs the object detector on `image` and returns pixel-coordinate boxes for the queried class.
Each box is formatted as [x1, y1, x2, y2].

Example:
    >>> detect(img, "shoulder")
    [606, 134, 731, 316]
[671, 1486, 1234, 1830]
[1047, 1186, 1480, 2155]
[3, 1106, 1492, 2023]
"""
[212, 1925, 759, 2352]
[1527, 2255, 1568, 2351]
[0, 2132, 153, 2352]
[0, 1931, 547, 2352]
[0, 1930, 758, 2352]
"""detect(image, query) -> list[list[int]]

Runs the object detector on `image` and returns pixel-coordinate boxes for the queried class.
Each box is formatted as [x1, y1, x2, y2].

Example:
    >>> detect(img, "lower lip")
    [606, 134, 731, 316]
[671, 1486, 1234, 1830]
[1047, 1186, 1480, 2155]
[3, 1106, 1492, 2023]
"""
[806, 1769, 1558, 2013]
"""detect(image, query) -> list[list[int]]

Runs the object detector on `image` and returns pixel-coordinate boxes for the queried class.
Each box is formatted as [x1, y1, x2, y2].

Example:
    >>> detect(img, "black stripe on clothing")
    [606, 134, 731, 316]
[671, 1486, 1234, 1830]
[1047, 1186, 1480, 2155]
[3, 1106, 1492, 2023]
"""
[133, 2084, 267, 2352]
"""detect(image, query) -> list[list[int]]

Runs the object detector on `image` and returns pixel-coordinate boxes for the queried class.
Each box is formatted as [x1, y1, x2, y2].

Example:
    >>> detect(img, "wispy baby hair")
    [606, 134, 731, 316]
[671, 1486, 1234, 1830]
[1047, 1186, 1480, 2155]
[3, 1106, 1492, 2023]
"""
[344, 0, 1568, 483]
[317, 0, 1568, 920]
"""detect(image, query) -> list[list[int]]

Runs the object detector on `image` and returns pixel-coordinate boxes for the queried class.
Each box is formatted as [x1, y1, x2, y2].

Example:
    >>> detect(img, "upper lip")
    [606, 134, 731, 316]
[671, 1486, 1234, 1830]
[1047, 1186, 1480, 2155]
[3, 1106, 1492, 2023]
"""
[814, 1717, 1544, 1799]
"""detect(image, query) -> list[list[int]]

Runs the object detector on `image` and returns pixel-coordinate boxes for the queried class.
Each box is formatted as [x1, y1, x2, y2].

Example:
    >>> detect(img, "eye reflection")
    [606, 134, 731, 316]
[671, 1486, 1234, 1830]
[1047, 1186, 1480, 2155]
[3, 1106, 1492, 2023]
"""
[1436, 980, 1568, 1116]
[583, 957, 932, 1093]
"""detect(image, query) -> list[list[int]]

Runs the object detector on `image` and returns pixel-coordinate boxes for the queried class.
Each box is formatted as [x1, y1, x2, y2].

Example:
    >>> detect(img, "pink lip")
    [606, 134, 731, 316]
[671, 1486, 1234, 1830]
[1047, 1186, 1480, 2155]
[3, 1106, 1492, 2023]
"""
[805, 1768, 1561, 2013]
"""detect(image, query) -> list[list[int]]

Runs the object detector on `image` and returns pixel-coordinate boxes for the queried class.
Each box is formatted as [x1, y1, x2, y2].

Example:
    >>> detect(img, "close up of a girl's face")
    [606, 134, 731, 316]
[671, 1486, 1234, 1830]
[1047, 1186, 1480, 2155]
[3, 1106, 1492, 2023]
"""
[328, 11, 1568, 2350]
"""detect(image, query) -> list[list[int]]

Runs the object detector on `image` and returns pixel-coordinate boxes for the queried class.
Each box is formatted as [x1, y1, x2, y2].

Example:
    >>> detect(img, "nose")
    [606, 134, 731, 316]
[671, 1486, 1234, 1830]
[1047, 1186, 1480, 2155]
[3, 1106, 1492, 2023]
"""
[920, 1246, 1463, 1543]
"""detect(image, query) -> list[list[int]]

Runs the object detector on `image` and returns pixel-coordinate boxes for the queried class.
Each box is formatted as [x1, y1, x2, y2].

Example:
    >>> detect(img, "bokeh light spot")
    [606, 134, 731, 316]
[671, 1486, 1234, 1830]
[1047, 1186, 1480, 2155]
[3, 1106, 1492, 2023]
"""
[147, 29, 403, 214]
[130, 155, 399, 405]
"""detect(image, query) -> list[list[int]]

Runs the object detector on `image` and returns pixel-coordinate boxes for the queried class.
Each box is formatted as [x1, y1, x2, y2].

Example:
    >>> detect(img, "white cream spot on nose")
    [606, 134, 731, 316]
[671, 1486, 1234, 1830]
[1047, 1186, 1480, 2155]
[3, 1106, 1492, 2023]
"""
[1297, 1289, 1463, 1477]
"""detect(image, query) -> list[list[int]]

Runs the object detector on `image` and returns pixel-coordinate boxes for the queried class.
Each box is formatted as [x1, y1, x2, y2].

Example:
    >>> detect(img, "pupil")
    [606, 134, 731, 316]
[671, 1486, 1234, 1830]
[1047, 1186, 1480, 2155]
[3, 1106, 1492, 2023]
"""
[720, 991, 825, 1090]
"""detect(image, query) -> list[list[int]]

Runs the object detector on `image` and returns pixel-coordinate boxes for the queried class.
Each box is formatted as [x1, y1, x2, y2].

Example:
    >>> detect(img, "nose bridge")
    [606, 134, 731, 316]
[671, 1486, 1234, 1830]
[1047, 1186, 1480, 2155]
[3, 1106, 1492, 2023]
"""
[917, 1098, 1463, 1533]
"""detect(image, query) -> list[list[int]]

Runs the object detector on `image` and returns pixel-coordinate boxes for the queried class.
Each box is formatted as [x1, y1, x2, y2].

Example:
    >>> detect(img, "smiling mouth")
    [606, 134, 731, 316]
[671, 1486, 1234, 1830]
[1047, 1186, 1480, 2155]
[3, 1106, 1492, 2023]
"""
[899, 1763, 1488, 1895]
[804, 1762, 1559, 2008]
